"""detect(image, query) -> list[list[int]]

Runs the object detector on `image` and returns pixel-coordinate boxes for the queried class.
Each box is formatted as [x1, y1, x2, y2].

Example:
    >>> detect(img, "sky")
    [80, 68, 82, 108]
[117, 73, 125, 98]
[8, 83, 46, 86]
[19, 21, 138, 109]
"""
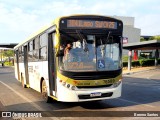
[0, 0, 160, 43]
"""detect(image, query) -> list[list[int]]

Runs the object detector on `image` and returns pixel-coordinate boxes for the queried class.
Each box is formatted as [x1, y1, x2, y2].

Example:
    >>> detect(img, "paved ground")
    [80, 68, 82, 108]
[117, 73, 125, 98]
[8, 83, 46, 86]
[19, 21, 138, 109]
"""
[0, 66, 160, 120]
[123, 65, 160, 75]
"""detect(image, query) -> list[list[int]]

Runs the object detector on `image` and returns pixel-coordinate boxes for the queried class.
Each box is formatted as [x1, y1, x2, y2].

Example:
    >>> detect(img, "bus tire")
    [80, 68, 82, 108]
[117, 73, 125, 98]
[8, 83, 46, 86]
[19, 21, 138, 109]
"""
[21, 74, 26, 88]
[41, 80, 52, 103]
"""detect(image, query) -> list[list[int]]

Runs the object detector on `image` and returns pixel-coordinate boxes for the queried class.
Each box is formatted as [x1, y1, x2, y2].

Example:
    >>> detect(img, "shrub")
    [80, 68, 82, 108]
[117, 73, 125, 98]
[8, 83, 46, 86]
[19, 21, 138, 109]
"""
[158, 59, 160, 64]
[4, 61, 13, 66]
[123, 62, 128, 67]
[143, 59, 155, 66]
[132, 61, 140, 67]
[123, 58, 160, 67]
[122, 56, 128, 62]
[139, 59, 145, 66]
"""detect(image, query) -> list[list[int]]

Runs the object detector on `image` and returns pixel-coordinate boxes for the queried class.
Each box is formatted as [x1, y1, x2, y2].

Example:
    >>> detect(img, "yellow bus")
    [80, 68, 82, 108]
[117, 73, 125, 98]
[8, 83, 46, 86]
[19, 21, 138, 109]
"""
[14, 15, 123, 102]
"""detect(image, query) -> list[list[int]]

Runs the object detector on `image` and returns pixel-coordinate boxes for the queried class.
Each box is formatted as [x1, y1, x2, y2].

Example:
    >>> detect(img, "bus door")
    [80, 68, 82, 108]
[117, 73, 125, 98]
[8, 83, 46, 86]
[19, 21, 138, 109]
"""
[24, 45, 29, 86]
[15, 50, 20, 80]
[48, 33, 57, 96]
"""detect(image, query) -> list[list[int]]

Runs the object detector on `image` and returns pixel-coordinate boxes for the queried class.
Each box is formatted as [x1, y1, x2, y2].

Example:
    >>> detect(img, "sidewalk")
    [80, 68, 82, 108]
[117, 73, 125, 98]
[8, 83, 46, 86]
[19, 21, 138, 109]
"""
[123, 65, 160, 75]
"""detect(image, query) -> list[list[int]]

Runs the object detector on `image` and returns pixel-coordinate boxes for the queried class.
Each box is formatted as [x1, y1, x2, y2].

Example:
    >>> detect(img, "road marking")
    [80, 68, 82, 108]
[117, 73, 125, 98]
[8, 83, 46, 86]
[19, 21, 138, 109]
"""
[117, 98, 155, 108]
[0, 81, 44, 111]
[0, 81, 58, 120]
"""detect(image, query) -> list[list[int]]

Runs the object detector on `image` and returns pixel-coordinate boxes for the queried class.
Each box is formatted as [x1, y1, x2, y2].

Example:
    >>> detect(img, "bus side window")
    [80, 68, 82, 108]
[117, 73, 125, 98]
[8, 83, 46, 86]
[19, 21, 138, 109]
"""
[28, 51, 33, 62]
[21, 46, 24, 62]
[33, 37, 39, 62]
[28, 41, 33, 62]
[33, 39, 35, 50]
[35, 37, 39, 49]
[39, 47, 47, 61]
[33, 50, 39, 61]
[39, 33, 47, 61]
[40, 33, 47, 47]
[18, 47, 22, 63]
[29, 41, 33, 51]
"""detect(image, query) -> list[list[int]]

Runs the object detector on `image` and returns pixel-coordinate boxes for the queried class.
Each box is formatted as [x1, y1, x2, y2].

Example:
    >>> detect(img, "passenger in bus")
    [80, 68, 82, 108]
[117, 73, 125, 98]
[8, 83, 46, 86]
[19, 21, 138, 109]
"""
[64, 43, 72, 55]
[63, 43, 73, 62]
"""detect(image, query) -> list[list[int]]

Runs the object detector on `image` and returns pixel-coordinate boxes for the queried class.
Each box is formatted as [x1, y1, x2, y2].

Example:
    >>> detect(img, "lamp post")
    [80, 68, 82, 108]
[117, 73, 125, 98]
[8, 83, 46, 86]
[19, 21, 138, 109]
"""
[0, 49, 2, 62]
[128, 49, 132, 71]
[155, 49, 159, 66]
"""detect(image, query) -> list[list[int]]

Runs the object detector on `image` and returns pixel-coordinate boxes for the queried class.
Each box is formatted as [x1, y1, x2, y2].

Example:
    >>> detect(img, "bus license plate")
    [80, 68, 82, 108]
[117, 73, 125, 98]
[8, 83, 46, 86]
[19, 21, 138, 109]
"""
[90, 92, 101, 97]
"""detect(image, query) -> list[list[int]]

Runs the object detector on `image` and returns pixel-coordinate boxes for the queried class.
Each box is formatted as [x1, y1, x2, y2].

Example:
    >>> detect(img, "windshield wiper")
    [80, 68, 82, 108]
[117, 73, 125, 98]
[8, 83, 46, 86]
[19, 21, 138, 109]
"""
[76, 30, 89, 53]
[105, 31, 111, 44]
[100, 39, 105, 57]
[103, 31, 111, 58]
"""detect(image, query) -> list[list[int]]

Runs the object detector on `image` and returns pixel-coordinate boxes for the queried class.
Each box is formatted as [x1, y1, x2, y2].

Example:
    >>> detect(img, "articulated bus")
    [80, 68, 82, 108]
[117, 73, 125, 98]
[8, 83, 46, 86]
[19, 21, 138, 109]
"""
[14, 15, 123, 102]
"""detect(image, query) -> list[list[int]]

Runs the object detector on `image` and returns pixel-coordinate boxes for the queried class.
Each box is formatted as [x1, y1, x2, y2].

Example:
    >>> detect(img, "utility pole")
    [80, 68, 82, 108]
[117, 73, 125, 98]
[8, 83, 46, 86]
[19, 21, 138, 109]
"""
[0, 49, 2, 62]
[128, 49, 132, 71]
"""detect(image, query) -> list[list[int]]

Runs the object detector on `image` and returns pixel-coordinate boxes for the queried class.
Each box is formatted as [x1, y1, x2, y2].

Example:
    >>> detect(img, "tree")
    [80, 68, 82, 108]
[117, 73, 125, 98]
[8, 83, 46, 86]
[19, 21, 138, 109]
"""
[149, 35, 160, 40]
[3, 50, 14, 61]
[154, 35, 160, 40]
[148, 36, 154, 40]
[140, 37, 147, 42]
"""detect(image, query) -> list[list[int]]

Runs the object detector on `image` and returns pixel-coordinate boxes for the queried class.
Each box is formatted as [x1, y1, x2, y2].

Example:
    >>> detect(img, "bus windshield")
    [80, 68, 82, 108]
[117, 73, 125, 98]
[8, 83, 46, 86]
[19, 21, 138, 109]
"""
[58, 33, 121, 72]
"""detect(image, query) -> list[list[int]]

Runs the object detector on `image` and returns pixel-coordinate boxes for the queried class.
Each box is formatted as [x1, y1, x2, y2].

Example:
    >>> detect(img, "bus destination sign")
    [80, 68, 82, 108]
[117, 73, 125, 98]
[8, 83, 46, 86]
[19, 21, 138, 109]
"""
[67, 20, 117, 29]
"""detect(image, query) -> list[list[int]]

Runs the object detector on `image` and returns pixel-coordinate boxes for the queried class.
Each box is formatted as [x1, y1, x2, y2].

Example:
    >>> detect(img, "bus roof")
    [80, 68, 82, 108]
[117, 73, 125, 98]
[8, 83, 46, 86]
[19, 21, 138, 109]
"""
[14, 14, 122, 50]
[14, 24, 52, 49]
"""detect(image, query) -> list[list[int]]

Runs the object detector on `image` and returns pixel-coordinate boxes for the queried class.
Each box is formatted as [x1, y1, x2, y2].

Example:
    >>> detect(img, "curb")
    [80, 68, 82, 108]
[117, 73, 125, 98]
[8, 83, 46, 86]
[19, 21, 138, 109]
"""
[123, 67, 160, 75]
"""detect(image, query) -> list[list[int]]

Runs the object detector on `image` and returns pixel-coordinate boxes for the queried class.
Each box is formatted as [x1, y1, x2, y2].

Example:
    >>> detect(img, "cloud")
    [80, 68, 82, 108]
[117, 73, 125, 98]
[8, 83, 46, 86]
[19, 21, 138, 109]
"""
[0, 0, 160, 43]
[135, 14, 160, 35]
[0, 2, 47, 43]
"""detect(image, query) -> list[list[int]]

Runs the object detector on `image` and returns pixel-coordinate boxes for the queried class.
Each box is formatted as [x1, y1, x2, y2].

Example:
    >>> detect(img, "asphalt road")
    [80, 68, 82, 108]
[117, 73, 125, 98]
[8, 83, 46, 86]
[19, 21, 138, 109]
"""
[0, 66, 160, 120]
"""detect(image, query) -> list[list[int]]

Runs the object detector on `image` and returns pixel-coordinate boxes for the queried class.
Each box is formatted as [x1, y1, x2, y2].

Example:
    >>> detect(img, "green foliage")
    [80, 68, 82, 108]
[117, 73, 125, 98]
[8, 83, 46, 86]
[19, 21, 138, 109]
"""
[154, 35, 160, 40]
[143, 59, 155, 66]
[149, 35, 160, 40]
[138, 56, 146, 60]
[158, 59, 160, 64]
[123, 59, 160, 67]
[123, 62, 128, 67]
[140, 37, 147, 42]
[139, 59, 145, 66]
[122, 56, 128, 62]
[4, 61, 14, 66]
[3, 50, 14, 58]
[149, 36, 155, 40]
[132, 61, 140, 67]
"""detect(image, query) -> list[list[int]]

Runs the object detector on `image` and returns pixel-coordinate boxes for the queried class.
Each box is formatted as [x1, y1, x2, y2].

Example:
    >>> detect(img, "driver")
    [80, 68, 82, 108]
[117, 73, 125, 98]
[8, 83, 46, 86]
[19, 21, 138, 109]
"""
[63, 43, 73, 62]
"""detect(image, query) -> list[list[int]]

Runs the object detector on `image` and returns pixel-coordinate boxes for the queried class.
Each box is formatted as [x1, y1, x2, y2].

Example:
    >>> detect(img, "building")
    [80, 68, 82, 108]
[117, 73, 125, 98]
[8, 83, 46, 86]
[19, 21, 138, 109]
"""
[113, 16, 141, 56]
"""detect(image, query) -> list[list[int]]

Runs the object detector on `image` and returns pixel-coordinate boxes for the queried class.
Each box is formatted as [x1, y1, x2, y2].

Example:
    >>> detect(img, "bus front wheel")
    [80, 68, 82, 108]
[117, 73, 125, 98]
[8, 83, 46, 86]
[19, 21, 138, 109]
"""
[41, 80, 52, 103]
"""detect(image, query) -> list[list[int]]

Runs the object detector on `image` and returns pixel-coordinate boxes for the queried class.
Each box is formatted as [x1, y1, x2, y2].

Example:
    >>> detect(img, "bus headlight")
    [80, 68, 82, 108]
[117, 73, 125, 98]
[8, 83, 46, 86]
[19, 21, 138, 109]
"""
[67, 84, 70, 88]
[71, 86, 76, 90]
[59, 80, 77, 90]
[113, 79, 122, 88]
[62, 81, 66, 86]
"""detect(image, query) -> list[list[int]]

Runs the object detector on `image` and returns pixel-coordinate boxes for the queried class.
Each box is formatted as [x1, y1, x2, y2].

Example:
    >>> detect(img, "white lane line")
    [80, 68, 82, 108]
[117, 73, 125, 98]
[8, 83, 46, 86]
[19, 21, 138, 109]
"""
[117, 98, 155, 108]
[0, 81, 44, 111]
[0, 81, 58, 120]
